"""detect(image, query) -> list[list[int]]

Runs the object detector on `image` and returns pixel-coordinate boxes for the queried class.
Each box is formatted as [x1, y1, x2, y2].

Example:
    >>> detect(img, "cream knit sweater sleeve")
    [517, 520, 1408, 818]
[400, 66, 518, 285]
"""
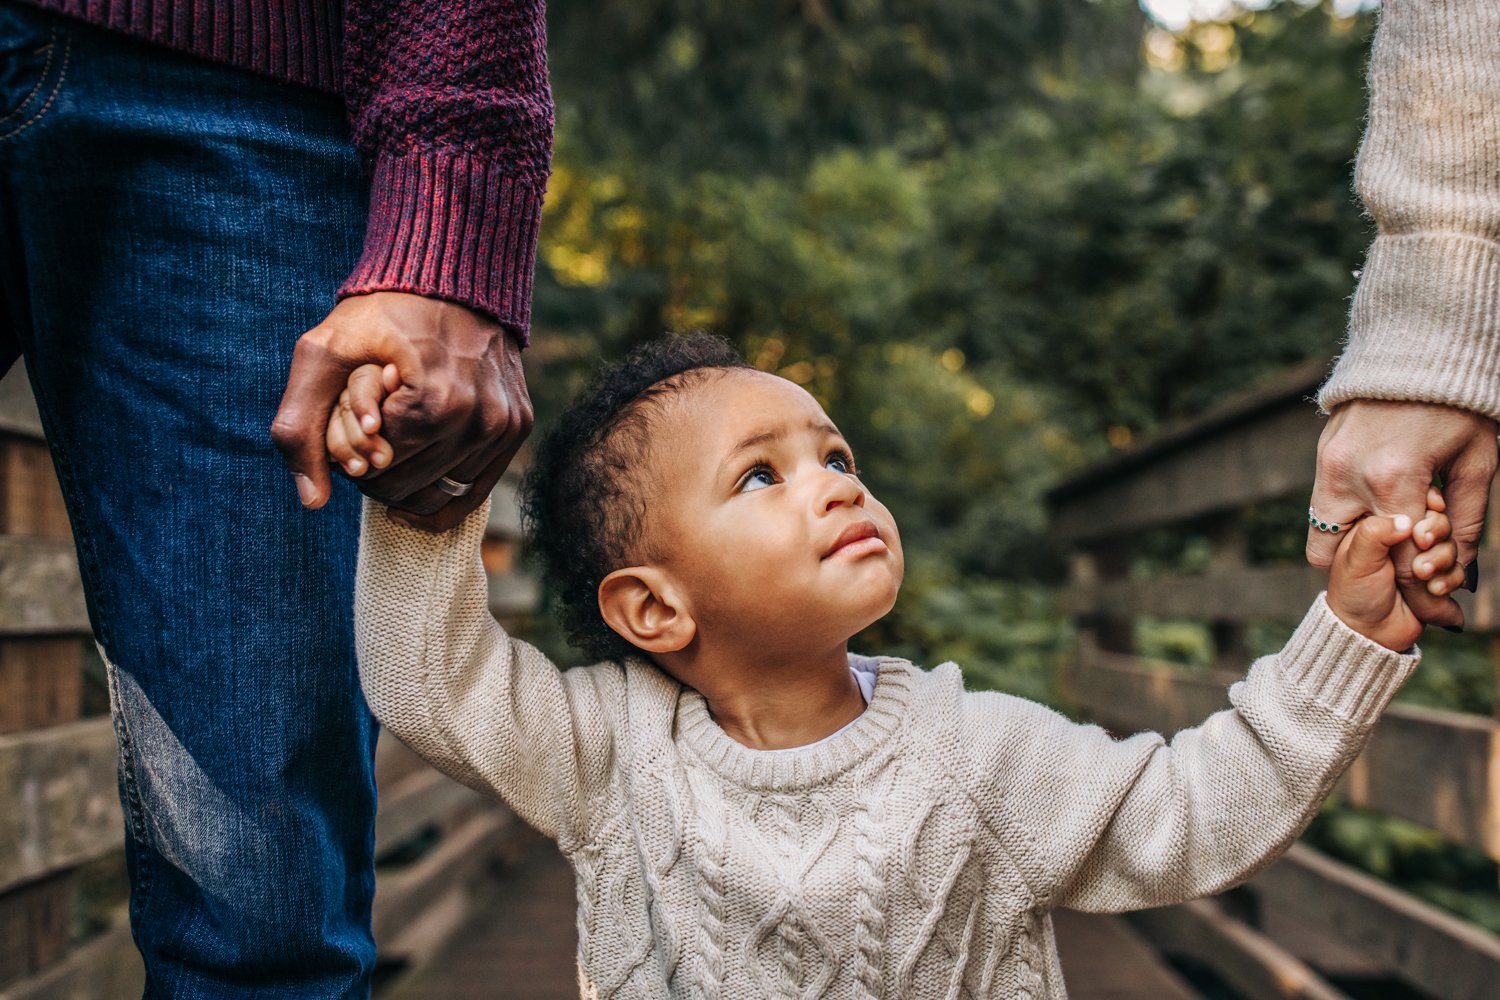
[354, 498, 620, 848]
[1319, 1, 1500, 417]
[962, 596, 1417, 913]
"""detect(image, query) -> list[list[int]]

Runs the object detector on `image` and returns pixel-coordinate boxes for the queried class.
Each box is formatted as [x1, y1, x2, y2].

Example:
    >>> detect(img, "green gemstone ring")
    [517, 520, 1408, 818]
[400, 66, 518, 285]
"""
[1308, 506, 1353, 534]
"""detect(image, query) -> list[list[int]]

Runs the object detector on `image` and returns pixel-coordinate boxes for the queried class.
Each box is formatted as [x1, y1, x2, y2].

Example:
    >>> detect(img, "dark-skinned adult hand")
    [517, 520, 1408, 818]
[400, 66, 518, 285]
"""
[271, 291, 533, 533]
[1308, 399, 1497, 631]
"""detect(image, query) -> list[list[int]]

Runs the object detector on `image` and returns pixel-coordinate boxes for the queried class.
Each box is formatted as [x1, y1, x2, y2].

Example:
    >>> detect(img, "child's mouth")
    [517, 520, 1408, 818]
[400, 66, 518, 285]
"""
[823, 522, 884, 559]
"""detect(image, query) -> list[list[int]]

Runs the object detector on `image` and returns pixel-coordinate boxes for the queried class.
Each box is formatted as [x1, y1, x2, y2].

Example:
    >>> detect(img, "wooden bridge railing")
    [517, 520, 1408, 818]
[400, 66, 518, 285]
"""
[1049, 359, 1500, 1000]
[0, 366, 535, 999]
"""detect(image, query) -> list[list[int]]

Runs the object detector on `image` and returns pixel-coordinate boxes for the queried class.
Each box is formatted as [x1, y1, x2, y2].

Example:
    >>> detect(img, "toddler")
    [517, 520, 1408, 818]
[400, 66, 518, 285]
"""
[330, 334, 1459, 999]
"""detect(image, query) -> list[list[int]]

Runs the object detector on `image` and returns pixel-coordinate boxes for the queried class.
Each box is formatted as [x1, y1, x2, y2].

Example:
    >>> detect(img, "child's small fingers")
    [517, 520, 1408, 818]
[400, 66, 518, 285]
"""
[338, 390, 378, 456]
[347, 364, 387, 435]
[326, 412, 367, 476]
[1426, 485, 1447, 514]
[1415, 537, 1459, 576]
[1427, 559, 1467, 597]
[367, 434, 394, 470]
[381, 363, 401, 394]
[1413, 509, 1452, 550]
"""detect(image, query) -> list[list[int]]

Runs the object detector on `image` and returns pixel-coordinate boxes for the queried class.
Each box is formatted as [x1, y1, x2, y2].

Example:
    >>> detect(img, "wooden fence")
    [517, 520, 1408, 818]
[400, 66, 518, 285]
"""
[0, 365, 536, 998]
[1048, 359, 1500, 1000]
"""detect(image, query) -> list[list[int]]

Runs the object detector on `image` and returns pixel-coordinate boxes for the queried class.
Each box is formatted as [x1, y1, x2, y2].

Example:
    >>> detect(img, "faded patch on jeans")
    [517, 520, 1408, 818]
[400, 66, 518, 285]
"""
[102, 646, 262, 905]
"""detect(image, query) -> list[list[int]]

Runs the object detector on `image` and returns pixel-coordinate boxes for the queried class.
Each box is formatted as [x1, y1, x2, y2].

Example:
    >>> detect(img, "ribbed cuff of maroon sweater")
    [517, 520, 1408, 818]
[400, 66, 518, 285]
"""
[339, 149, 545, 344]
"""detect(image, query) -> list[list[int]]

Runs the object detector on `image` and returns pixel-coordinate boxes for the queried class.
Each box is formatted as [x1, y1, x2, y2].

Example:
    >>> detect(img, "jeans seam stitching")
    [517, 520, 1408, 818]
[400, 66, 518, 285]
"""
[0, 28, 70, 144]
[105, 656, 157, 923]
[0, 27, 58, 128]
[26, 374, 157, 921]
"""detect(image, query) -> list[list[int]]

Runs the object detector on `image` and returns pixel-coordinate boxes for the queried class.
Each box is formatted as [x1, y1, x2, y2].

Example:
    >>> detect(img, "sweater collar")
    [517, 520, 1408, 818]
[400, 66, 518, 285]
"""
[674, 656, 916, 791]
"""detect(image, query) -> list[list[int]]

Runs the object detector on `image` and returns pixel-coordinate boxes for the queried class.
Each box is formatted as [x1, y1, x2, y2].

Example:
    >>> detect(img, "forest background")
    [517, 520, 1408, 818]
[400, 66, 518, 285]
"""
[522, 0, 1500, 935]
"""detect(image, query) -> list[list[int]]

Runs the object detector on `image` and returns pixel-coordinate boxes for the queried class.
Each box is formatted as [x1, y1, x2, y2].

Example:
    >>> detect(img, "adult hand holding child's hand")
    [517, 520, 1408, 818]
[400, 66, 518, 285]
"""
[1328, 487, 1463, 651]
[272, 291, 533, 532]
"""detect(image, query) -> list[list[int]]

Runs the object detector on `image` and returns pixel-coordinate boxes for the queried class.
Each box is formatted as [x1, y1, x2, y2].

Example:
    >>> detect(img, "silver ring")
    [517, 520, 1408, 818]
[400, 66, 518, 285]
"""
[1308, 506, 1355, 534]
[435, 475, 474, 498]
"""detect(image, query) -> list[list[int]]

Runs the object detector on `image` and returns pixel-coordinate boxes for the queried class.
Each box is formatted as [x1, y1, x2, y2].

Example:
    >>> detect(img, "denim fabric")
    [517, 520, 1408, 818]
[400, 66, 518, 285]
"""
[0, 5, 378, 996]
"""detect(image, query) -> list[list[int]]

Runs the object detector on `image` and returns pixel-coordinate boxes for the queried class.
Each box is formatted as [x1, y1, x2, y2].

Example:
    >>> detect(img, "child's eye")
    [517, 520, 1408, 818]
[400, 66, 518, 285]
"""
[826, 450, 857, 474]
[738, 465, 778, 492]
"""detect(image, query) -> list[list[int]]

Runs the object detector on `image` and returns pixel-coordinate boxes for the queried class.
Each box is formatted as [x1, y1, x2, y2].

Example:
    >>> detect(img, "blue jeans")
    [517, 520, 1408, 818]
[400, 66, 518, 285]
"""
[0, 6, 377, 997]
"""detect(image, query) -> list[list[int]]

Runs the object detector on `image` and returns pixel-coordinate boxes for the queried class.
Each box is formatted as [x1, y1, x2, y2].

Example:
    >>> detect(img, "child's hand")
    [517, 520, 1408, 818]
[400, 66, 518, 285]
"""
[1328, 487, 1461, 650]
[326, 363, 400, 478]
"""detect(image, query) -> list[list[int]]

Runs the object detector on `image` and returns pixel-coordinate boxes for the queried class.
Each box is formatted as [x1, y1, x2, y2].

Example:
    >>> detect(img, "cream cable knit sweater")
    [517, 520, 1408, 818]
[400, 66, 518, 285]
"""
[1320, 1, 1500, 416]
[355, 501, 1416, 999]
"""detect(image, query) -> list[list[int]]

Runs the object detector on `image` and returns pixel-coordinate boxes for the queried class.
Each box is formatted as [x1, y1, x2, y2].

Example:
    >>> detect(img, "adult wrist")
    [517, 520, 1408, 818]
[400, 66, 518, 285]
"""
[339, 148, 546, 345]
[1319, 234, 1500, 421]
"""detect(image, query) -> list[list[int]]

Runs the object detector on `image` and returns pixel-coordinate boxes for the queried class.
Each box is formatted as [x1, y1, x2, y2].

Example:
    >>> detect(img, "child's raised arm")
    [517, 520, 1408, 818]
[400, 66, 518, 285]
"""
[958, 497, 1449, 914]
[354, 498, 621, 850]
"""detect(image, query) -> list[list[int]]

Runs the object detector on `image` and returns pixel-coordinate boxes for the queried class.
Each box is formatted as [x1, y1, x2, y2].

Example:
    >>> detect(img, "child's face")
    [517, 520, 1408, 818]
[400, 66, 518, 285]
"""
[646, 369, 904, 649]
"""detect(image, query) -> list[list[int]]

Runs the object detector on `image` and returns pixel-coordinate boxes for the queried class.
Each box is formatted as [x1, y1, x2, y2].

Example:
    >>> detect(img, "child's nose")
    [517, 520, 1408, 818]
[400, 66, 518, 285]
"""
[822, 474, 865, 512]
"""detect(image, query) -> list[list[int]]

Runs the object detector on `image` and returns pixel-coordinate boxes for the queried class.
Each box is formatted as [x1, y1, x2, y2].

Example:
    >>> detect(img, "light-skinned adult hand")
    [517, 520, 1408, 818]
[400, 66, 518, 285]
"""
[1308, 400, 1497, 630]
[271, 291, 533, 532]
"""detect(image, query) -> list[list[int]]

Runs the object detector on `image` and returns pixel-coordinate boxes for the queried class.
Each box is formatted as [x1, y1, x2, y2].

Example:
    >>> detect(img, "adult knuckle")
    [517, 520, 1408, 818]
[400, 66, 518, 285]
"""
[269, 417, 304, 453]
[1364, 457, 1413, 500]
[513, 394, 536, 433]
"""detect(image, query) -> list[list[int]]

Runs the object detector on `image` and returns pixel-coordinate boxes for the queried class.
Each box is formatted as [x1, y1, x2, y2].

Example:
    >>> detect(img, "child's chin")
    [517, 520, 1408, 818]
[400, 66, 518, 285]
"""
[851, 587, 901, 633]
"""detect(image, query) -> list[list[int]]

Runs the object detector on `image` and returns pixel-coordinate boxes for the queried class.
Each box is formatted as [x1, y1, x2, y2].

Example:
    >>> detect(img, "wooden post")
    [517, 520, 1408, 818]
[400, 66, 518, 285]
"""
[1208, 514, 1249, 673]
[0, 428, 82, 985]
[1078, 537, 1133, 655]
[1, 439, 72, 540]
[0, 873, 73, 984]
[0, 434, 81, 735]
[0, 639, 82, 735]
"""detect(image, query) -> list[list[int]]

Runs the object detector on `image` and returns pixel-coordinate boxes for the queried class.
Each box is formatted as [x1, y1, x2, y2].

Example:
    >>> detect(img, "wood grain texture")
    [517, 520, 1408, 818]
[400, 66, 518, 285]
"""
[0, 874, 72, 986]
[1252, 844, 1500, 1000]
[375, 767, 486, 861]
[0, 924, 142, 1000]
[1, 441, 70, 541]
[0, 537, 89, 636]
[1129, 897, 1349, 1000]
[0, 640, 81, 735]
[0, 720, 121, 895]
[372, 808, 518, 945]
[0, 367, 44, 441]
[1050, 392, 1323, 544]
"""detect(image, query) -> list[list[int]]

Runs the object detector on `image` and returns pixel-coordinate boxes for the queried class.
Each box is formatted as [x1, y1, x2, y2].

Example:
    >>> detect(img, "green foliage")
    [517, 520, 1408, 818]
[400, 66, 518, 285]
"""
[547, 0, 1143, 173]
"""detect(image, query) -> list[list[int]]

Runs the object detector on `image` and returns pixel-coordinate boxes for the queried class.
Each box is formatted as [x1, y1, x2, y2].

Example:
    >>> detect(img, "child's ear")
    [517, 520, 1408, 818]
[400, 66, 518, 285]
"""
[597, 567, 696, 654]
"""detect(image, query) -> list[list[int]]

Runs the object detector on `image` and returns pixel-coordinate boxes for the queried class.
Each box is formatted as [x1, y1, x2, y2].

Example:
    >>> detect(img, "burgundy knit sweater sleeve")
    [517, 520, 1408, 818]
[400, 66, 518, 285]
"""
[22, 0, 554, 340]
[338, 0, 554, 340]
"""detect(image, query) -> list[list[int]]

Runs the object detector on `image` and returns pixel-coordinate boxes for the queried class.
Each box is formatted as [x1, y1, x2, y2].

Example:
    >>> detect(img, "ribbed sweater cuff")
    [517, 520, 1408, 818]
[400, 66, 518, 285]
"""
[1319, 233, 1500, 419]
[1278, 593, 1418, 726]
[339, 149, 546, 344]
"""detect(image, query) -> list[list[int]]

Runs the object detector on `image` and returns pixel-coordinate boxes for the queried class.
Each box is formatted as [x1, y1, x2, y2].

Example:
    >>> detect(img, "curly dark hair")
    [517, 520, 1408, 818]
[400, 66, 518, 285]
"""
[519, 333, 750, 662]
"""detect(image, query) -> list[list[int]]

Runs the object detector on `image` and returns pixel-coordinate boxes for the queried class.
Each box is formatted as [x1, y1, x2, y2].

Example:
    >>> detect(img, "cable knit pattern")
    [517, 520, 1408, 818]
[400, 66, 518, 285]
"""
[1319, 0, 1500, 418]
[19, 0, 553, 336]
[355, 498, 1418, 998]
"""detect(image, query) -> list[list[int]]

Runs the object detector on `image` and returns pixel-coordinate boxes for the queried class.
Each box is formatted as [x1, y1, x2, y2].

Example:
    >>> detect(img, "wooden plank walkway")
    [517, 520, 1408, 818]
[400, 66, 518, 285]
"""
[383, 841, 1201, 999]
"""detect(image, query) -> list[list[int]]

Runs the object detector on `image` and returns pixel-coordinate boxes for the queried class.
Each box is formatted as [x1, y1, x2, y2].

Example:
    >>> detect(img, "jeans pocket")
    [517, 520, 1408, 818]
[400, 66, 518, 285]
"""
[0, 17, 70, 144]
